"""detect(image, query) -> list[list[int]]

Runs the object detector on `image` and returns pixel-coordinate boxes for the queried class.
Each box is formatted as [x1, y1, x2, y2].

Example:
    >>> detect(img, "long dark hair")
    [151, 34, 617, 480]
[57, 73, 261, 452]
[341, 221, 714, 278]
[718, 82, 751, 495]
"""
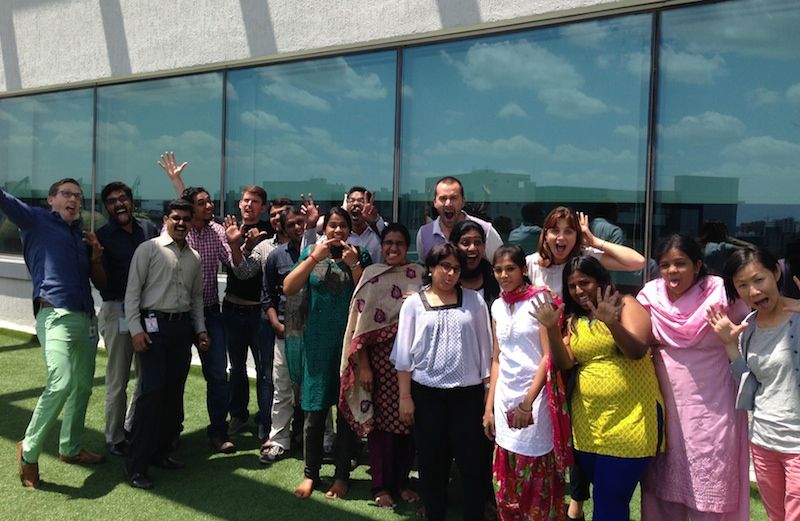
[492, 244, 532, 287]
[422, 243, 466, 286]
[562, 255, 613, 327]
[722, 245, 779, 304]
[653, 234, 708, 285]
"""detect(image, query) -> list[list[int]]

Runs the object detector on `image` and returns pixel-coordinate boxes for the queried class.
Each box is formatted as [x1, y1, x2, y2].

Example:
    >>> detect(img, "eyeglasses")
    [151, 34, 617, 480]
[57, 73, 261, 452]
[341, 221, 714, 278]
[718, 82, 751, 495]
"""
[105, 195, 130, 205]
[58, 190, 82, 200]
[168, 215, 193, 223]
[437, 261, 462, 274]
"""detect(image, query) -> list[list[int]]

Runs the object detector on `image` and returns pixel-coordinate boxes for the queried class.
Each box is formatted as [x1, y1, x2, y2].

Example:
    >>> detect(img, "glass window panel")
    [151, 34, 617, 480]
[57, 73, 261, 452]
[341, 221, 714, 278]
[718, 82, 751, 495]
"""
[655, 0, 800, 275]
[0, 89, 93, 253]
[399, 15, 652, 291]
[96, 73, 223, 224]
[225, 52, 397, 222]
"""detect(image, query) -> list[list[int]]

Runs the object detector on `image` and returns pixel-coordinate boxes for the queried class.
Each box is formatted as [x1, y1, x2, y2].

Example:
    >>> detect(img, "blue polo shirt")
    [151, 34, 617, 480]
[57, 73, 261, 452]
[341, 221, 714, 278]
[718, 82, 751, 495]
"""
[95, 217, 158, 301]
[0, 188, 94, 314]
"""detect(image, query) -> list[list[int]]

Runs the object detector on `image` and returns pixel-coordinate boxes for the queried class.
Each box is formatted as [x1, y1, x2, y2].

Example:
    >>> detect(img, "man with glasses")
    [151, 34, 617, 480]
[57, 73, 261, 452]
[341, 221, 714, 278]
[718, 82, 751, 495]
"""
[124, 200, 207, 489]
[93, 182, 158, 457]
[0, 178, 106, 489]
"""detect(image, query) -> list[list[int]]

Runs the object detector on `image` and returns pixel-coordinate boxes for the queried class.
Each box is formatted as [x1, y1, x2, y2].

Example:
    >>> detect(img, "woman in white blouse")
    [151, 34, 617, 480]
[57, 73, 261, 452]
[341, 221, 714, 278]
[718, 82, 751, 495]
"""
[391, 242, 493, 521]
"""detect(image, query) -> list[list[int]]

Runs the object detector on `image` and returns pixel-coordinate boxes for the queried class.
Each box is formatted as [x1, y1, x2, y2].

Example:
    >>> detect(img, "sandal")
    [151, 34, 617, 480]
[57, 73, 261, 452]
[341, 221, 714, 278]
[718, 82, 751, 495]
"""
[374, 491, 396, 509]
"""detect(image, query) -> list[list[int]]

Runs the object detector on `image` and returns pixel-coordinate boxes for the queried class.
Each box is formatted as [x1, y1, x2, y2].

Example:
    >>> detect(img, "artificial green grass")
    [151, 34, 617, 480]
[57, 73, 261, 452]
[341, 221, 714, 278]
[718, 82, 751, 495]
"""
[0, 329, 769, 520]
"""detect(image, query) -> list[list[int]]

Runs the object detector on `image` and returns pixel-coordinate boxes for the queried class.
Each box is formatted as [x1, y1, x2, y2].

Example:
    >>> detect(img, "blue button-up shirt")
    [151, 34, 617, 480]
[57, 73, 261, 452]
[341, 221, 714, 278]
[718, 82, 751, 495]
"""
[0, 188, 94, 314]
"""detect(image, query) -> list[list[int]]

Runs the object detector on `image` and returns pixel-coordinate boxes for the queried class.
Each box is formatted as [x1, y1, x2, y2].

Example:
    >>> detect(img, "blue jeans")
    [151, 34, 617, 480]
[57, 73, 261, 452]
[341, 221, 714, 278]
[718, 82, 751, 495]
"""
[223, 302, 275, 434]
[200, 306, 229, 437]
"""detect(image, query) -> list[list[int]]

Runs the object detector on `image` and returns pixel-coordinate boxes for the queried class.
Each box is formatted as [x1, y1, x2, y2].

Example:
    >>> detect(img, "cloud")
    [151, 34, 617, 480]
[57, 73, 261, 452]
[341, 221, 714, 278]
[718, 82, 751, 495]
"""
[560, 21, 611, 48]
[443, 40, 607, 118]
[498, 102, 528, 119]
[661, 111, 746, 141]
[552, 144, 636, 164]
[787, 83, 800, 105]
[402, 85, 413, 98]
[262, 81, 331, 111]
[613, 124, 644, 138]
[240, 110, 296, 132]
[659, 46, 726, 85]
[749, 87, 781, 106]
[722, 135, 800, 163]
[424, 135, 548, 158]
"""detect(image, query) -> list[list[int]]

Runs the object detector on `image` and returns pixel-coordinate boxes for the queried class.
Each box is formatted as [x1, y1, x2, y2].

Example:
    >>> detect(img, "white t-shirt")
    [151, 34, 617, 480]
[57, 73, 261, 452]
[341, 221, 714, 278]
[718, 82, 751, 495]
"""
[491, 296, 553, 457]
[525, 247, 603, 298]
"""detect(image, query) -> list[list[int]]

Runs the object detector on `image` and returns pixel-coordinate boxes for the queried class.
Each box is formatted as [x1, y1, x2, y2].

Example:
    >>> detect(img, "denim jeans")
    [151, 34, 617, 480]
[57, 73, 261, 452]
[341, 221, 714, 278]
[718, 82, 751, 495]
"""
[200, 306, 230, 437]
[223, 302, 275, 434]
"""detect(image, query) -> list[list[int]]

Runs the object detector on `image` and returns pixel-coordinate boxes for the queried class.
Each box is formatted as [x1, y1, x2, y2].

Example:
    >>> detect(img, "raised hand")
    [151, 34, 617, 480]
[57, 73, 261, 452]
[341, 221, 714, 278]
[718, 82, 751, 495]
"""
[706, 304, 748, 346]
[300, 193, 320, 230]
[577, 211, 597, 248]
[588, 285, 622, 325]
[341, 243, 359, 266]
[224, 215, 243, 245]
[362, 191, 379, 224]
[531, 295, 563, 330]
[158, 151, 188, 180]
[244, 227, 268, 251]
[83, 231, 104, 262]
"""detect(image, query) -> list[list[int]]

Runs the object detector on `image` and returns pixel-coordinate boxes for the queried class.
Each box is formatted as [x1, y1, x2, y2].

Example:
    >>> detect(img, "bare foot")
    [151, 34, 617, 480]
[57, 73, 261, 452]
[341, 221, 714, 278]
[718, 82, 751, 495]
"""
[374, 490, 396, 509]
[294, 478, 315, 499]
[325, 479, 349, 499]
[400, 488, 420, 503]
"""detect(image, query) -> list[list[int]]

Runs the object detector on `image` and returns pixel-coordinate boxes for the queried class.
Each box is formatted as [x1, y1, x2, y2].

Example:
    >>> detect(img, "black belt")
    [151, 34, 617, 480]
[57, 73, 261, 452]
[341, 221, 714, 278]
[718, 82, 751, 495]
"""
[222, 301, 261, 313]
[141, 310, 190, 321]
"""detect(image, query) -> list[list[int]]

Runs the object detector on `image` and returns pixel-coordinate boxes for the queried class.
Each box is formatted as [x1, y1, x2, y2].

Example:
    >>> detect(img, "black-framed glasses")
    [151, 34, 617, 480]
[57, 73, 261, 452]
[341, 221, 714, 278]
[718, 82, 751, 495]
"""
[168, 215, 192, 223]
[437, 261, 462, 274]
[57, 190, 82, 200]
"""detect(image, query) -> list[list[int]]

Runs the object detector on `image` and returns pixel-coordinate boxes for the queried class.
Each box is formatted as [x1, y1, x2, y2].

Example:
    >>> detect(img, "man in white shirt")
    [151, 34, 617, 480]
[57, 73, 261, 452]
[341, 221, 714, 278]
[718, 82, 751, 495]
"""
[415, 176, 502, 261]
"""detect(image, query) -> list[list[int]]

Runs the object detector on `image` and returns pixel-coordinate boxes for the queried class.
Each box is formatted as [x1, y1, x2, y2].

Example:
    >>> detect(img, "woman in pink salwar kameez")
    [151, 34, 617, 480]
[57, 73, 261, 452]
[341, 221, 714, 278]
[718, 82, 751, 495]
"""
[637, 234, 750, 521]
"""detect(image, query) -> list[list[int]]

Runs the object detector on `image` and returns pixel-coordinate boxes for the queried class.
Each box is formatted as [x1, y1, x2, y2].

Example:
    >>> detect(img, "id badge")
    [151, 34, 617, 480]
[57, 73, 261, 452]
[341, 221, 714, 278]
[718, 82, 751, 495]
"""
[89, 323, 99, 343]
[144, 316, 160, 334]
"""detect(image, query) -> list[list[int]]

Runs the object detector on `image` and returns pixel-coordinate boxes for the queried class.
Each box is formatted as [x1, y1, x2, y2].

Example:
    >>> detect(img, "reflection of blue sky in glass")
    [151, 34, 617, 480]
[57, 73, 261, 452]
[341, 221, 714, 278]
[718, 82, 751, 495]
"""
[0, 89, 93, 197]
[657, 0, 800, 226]
[96, 74, 223, 214]
[225, 52, 397, 209]
[400, 14, 652, 205]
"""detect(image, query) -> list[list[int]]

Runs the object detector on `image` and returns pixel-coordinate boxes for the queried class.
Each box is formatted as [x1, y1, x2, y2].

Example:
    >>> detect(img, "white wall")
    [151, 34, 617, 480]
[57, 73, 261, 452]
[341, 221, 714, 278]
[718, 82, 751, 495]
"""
[0, 0, 644, 94]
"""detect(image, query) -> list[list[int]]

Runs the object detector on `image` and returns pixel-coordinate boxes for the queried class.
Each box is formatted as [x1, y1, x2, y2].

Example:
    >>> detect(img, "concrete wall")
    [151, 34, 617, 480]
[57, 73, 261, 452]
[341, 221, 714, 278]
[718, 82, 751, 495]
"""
[0, 0, 647, 94]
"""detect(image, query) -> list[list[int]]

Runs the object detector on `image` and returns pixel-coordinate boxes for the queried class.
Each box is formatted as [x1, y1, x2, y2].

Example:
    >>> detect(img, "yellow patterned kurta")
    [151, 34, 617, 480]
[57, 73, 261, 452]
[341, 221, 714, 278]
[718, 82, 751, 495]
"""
[570, 317, 664, 458]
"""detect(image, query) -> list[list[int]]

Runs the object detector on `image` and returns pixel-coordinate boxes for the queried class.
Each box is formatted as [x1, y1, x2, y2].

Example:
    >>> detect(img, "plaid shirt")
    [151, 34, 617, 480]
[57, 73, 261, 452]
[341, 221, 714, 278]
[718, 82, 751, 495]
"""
[186, 220, 232, 307]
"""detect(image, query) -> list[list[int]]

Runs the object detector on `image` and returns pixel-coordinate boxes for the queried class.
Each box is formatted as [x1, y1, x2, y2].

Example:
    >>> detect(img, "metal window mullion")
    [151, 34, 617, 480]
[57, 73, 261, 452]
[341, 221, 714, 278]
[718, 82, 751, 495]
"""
[219, 69, 228, 217]
[90, 86, 98, 230]
[391, 49, 404, 223]
[642, 11, 661, 286]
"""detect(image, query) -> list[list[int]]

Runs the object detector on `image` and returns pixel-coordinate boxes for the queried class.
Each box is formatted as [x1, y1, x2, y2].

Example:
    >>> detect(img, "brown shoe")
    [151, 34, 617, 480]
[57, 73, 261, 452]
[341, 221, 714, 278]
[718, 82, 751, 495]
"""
[59, 448, 106, 465]
[209, 433, 236, 454]
[18, 441, 40, 489]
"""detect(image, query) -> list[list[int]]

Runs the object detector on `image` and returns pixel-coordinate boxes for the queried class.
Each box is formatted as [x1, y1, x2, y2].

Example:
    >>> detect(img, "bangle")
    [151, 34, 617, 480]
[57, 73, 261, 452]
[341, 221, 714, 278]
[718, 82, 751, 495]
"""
[309, 253, 320, 264]
[350, 261, 361, 270]
[517, 403, 532, 413]
[599, 239, 606, 251]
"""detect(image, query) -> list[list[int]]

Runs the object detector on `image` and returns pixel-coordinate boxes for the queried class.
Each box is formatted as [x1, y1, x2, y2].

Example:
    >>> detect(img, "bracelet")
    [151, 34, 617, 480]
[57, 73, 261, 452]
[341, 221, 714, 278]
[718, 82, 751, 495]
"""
[400, 395, 412, 400]
[599, 239, 606, 251]
[350, 261, 361, 270]
[516, 403, 532, 413]
[308, 253, 320, 264]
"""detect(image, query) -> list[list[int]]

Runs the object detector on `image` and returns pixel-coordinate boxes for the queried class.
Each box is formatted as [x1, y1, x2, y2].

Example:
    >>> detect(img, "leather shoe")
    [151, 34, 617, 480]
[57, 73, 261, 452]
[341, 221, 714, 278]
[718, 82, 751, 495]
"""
[152, 456, 185, 470]
[128, 472, 153, 490]
[209, 433, 236, 454]
[59, 448, 106, 465]
[18, 441, 40, 489]
[107, 441, 129, 457]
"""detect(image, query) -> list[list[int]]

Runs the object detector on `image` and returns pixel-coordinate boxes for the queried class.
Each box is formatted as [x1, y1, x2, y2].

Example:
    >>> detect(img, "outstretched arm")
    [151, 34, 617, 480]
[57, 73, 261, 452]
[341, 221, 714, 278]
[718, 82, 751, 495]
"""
[578, 212, 644, 271]
[158, 151, 188, 197]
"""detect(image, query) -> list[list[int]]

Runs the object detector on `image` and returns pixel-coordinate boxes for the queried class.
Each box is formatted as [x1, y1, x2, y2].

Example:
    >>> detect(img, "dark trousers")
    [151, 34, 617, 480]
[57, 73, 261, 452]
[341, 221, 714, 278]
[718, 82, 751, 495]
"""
[412, 381, 488, 521]
[574, 450, 652, 521]
[223, 302, 275, 433]
[367, 429, 414, 496]
[303, 408, 353, 482]
[127, 317, 193, 475]
[199, 306, 229, 437]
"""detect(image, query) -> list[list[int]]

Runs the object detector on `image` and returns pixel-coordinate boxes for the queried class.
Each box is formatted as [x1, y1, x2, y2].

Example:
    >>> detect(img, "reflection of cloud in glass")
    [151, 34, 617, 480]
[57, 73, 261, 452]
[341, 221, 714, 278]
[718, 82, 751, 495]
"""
[240, 110, 296, 132]
[442, 40, 607, 117]
[665, 0, 800, 61]
[656, 47, 726, 84]
[661, 111, 746, 141]
[749, 87, 781, 106]
[560, 20, 611, 48]
[787, 83, 800, 104]
[498, 102, 527, 118]
[424, 135, 548, 158]
[722, 136, 800, 164]
[99, 74, 222, 107]
[44, 119, 92, 149]
[260, 56, 387, 111]
[614, 124, 644, 138]
[552, 144, 636, 164]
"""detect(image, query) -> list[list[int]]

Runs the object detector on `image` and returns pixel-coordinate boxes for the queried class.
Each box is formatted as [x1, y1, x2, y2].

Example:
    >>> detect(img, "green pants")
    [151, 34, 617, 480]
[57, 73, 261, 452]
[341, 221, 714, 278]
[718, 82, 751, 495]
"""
[21, 308, 98, 463]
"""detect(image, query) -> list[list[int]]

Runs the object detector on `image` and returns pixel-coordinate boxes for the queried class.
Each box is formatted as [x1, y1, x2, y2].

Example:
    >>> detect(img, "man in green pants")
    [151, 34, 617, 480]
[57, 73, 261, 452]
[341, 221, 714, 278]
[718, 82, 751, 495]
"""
[0, 178, 106, 489]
